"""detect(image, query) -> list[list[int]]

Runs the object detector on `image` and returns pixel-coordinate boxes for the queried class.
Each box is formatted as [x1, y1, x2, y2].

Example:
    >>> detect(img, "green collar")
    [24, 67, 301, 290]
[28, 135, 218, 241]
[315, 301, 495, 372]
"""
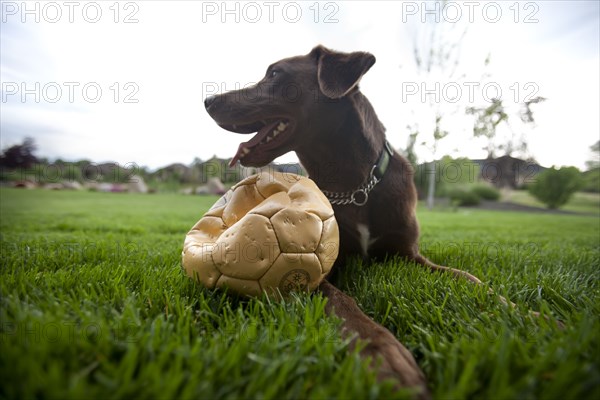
[373, 140, 394, 181]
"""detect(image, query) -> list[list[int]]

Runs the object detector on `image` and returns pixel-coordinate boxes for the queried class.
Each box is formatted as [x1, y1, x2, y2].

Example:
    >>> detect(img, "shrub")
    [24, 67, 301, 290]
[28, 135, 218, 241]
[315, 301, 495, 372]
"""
[448, 187, 481, 206]
[528, 166, 583, 209]
[471, 184, 501, 201]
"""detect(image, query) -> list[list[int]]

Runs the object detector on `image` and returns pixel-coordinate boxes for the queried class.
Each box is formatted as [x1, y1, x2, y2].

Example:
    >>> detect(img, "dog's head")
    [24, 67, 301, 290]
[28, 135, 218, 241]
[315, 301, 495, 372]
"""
[204, 45, 376, 167]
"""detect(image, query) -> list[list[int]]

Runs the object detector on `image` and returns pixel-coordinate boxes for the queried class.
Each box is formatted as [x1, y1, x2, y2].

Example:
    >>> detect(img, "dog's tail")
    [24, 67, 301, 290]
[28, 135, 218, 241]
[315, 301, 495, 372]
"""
[412, 253, 517, 309]
[412, 254, 568, 328]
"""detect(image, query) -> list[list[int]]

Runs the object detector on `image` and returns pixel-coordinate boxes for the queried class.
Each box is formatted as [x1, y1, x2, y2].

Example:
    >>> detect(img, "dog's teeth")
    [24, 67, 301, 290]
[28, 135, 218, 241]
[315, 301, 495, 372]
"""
[266, 136, 272, 143]
[277, 122, 287, 131]
[272, 130, 280, 137]
[242, 148, 250, 155]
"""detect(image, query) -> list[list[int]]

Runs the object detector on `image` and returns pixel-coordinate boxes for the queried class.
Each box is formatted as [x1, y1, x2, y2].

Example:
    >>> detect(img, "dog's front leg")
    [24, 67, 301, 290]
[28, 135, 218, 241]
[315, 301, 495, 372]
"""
[319, 280, 430, 399]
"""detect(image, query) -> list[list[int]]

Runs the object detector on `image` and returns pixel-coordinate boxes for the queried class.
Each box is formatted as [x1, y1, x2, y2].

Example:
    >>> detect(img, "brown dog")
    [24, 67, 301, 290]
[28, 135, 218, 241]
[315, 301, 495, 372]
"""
[204, 45, 509, 398]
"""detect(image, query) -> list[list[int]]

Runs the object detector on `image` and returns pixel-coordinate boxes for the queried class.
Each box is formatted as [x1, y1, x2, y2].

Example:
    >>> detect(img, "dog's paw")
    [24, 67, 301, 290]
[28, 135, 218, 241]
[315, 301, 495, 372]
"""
[361, 330, 430, 399]
[320, 281, 430, 398]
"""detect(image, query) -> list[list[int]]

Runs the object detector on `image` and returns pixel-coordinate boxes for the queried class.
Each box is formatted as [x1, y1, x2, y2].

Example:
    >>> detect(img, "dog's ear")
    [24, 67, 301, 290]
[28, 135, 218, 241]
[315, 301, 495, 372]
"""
[311, 45, 376, 99]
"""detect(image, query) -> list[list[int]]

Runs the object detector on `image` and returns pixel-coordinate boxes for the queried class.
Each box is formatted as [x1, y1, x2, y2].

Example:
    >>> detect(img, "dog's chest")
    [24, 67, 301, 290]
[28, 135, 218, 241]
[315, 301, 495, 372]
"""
[355, 223, 378, 257]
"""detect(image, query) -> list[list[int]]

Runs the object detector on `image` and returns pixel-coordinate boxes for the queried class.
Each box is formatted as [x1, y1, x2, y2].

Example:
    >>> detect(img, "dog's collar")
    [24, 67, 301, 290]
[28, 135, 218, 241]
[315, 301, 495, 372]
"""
[321, 141, 394, 206]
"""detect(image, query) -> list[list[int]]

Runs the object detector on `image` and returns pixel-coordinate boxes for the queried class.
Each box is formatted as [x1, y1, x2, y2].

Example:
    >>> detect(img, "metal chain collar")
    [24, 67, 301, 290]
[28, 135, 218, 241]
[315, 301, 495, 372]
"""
[321, 166, 380, 206]
[320, 141, 394, 207]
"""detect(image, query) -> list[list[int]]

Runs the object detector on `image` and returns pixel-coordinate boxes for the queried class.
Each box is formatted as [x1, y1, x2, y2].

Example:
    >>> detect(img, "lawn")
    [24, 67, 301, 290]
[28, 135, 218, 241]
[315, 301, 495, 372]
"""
[1, 188, 598, 399]
[502, 190, 600, 215]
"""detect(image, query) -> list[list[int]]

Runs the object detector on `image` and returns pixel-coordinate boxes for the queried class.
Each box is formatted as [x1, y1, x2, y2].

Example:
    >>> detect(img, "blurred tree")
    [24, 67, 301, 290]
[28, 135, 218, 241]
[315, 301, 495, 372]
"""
[519, 96, 547, 124]
[582, 141, 600, 193]
[0, 137, 38, 169]
[581, 169, 600, 193]
[413, 156, 480, 200]
[585, 141, 599, 171]
[466, 99, 508, 158]
[466, 96, 546, 159]
[408, 7, 466, 209]
[403, 128, 419, 167]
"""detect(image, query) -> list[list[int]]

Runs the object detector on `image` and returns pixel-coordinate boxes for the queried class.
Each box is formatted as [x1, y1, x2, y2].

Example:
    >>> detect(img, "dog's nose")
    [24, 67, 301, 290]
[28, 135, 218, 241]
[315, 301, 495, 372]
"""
[204, 95, 217, 110]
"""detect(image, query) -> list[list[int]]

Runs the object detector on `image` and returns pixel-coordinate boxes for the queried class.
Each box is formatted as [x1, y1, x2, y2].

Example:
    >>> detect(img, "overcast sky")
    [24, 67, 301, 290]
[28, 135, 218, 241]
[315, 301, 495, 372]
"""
[1, 0, 598, 170]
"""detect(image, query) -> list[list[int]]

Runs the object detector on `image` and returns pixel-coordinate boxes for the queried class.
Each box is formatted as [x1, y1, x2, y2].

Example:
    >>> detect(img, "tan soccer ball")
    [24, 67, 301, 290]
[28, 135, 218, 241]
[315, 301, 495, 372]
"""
[182, 171, 339, 297]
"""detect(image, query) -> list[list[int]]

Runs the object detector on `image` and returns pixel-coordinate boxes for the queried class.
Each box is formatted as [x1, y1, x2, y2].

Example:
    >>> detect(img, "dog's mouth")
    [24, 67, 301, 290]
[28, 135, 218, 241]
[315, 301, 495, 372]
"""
[220, 118, 293, 167]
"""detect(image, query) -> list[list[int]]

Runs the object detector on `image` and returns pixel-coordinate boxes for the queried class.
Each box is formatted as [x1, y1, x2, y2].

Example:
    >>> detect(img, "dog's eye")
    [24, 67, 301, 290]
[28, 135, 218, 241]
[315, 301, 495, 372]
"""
[268, 69, 278, 78]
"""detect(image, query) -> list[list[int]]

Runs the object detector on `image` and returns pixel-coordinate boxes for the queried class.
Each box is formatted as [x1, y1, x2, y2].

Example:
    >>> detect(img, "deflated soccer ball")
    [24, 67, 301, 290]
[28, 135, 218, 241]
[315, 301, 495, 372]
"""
[182, 171, 339, 297]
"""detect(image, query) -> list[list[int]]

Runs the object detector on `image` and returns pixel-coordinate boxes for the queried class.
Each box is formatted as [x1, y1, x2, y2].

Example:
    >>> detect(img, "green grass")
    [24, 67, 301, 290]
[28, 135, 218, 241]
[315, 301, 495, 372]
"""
[503, 190, 600, 215]
[1, 188, 599, 399]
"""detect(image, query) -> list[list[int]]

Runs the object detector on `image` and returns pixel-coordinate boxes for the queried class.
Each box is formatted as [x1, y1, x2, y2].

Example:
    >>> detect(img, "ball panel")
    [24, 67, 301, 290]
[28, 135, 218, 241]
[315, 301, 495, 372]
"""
[187, 216, 227, 242]
[181, 243, 222, 288]
[270, 208, 323, 253]
[255, 171, 298, 198]
[217, 275, 262, 297]
[288, 180, 335, 221]
[204, 190, 232, 218]
[248, 191, 292, 219]
[222, 184, 265, 227]
[316, 216, 340, 275]
[212, 214, 280, 280]
[182, 215, 229, 288]
[233, 174, 259, 187]
[259, 253, 323, 295]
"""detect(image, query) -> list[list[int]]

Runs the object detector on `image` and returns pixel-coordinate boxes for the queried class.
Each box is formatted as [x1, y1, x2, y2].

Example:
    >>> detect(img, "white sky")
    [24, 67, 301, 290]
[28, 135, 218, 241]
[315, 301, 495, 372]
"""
[1, 0, 598, 170]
